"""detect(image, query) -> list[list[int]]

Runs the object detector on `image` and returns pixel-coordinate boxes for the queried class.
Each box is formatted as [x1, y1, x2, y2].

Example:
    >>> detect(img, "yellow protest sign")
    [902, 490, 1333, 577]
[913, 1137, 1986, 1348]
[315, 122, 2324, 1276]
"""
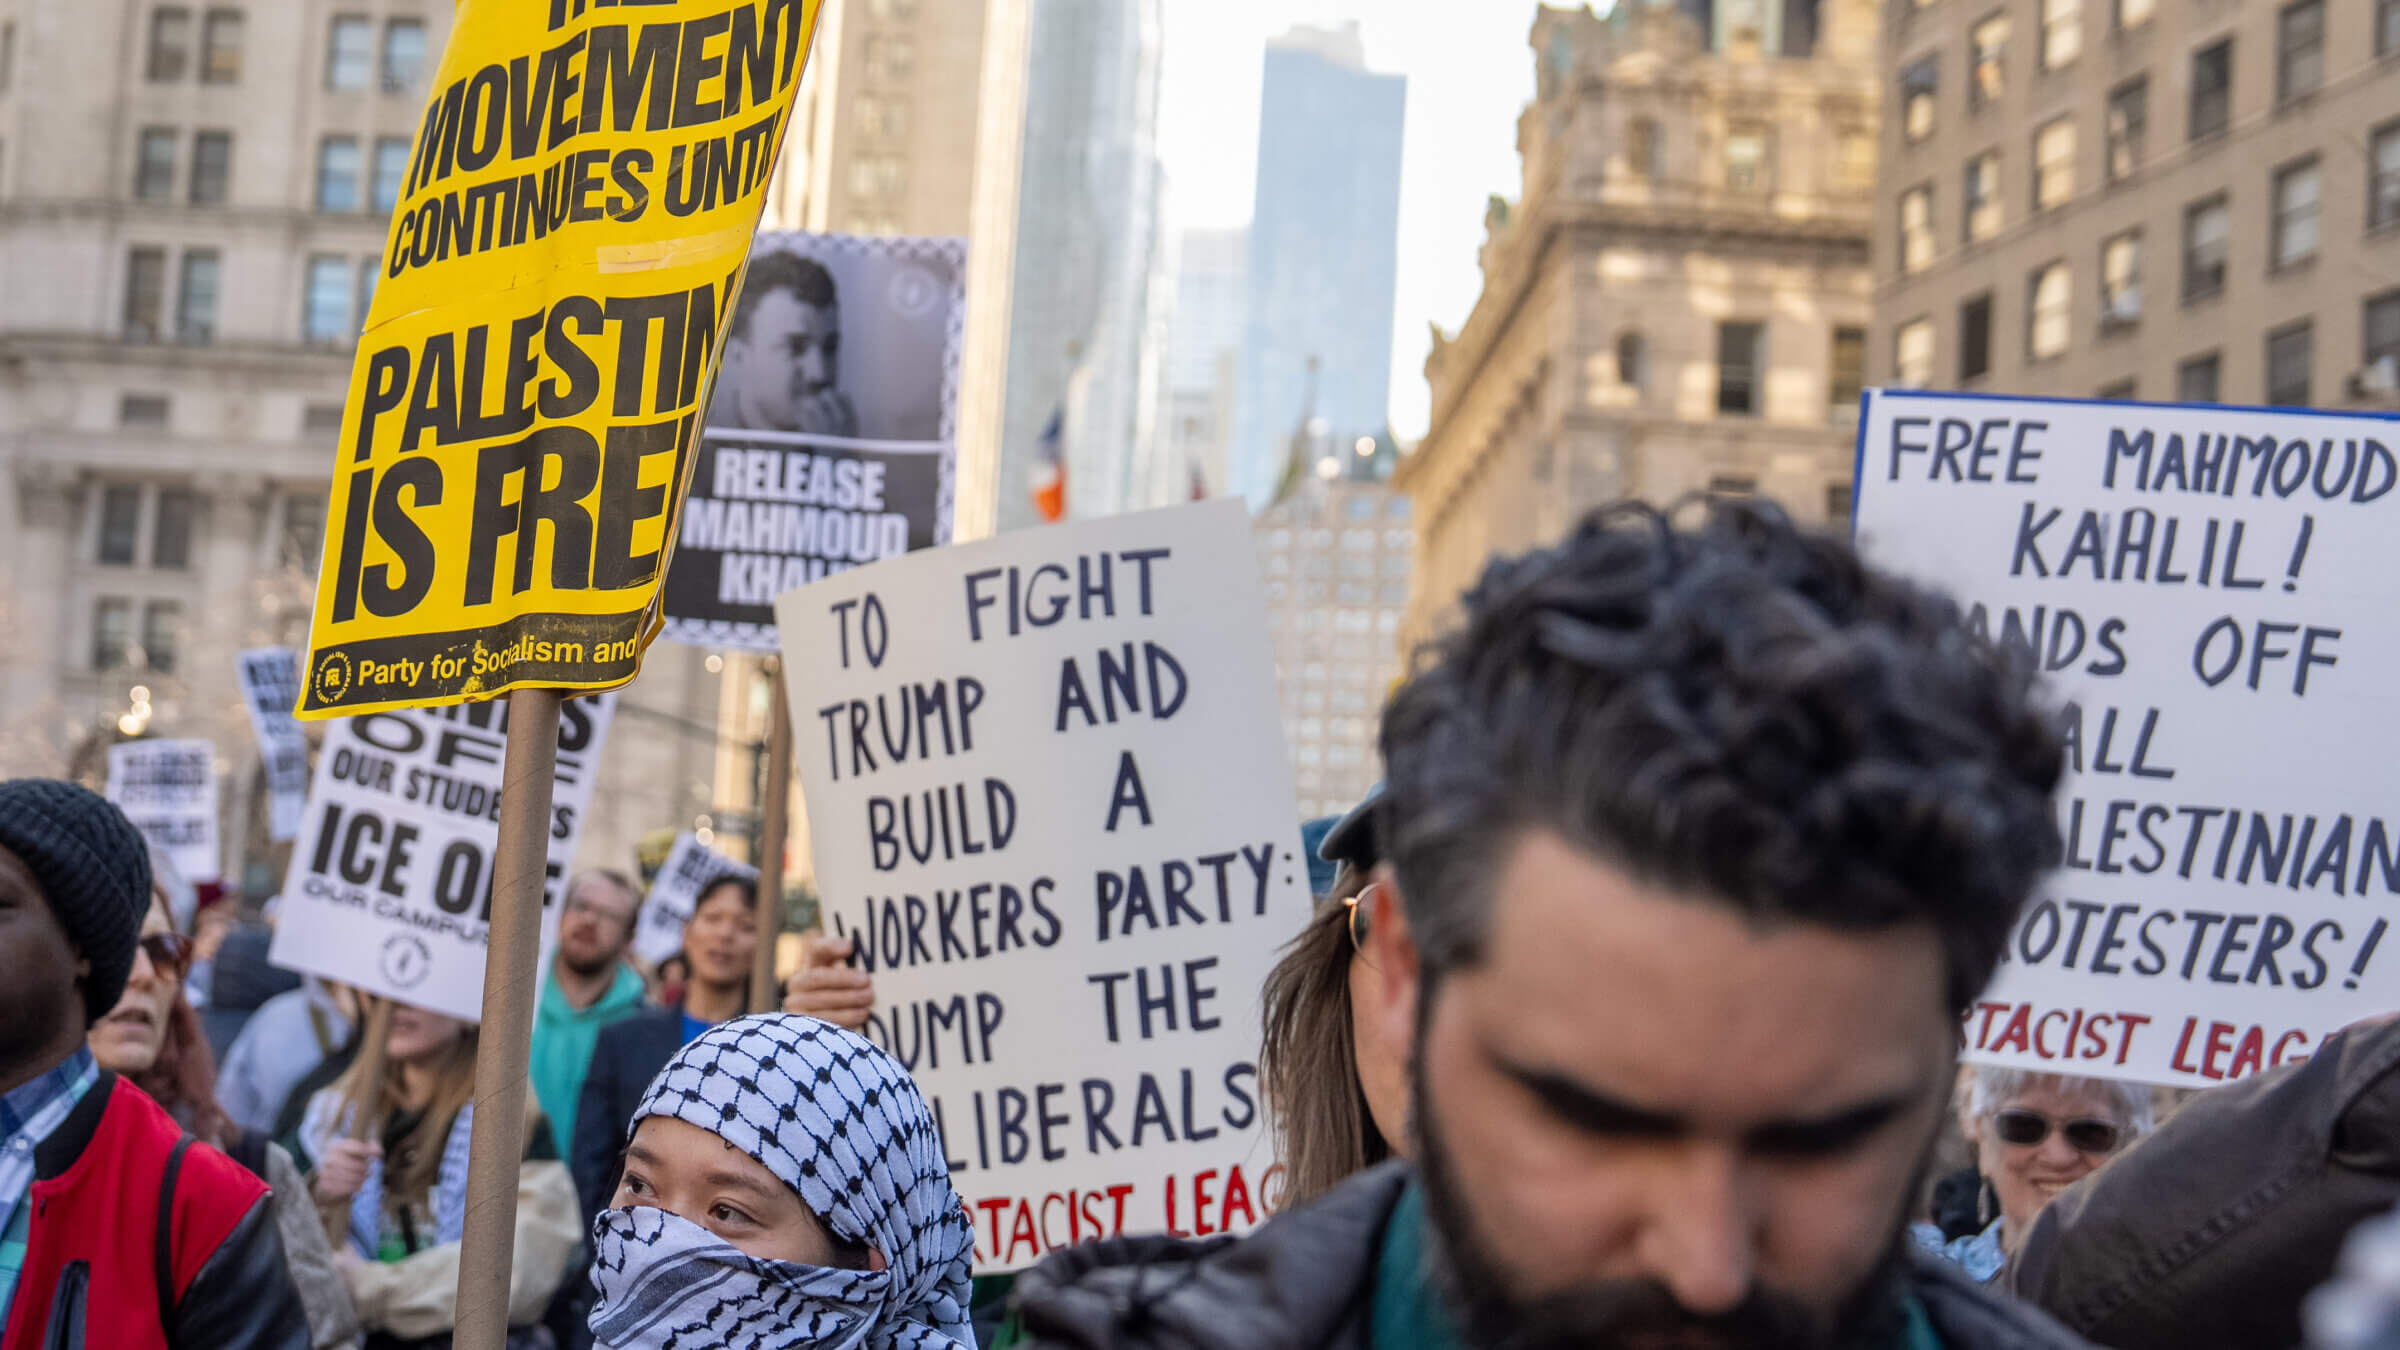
[295, 0, 821, 719]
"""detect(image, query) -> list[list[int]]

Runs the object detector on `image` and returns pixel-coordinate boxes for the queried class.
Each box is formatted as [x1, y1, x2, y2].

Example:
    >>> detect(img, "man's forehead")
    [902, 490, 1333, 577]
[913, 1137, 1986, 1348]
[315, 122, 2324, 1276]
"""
[1453, 831, 1952, 1118]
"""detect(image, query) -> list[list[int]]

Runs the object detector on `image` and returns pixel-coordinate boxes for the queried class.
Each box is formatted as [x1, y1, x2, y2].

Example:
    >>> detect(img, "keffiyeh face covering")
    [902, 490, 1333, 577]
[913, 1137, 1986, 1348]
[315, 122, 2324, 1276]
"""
[589, 1014, 976, 1350]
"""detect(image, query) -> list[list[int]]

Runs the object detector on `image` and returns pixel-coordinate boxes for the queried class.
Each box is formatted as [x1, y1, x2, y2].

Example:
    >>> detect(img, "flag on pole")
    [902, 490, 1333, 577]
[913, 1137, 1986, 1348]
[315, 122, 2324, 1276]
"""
[1032, 405, 1067, 522]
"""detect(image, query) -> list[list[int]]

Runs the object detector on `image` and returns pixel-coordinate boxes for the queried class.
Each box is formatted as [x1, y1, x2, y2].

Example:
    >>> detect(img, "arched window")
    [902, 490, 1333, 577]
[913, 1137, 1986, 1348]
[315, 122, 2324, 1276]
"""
[1617, 332, 1647, 391]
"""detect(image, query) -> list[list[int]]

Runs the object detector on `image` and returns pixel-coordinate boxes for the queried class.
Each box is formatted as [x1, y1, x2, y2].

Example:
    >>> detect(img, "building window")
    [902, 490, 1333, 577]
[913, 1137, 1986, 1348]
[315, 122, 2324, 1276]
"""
[2382, 0, 2400, 57]
[282, 492, 324, 568]
[1707, 474, 1759, 498]
[865, 36, 914, 81]
[2101, 230, 2141, 326]
[1896, 318, 1935, 388]
[2118, 0, 2155, 29]
[2106, 77, 2145, 183]
[1630, 117, 1662, 182]
[866, 0, 918, 20]
[2372, 121, 2400, 231]
[123, 247, 167, 340]
[1725, 126, 1770, 193]
[2182, 194, 2229, 300]
[175, 249, 219, 342]
[2041, 0, 2081, 69]
[2266, 321, 2313, 406]
[2278, 1, 2323, 104]
[317, 136, 360, 211]
[304, 255, 353, 344]
[147, 7, 191, 82]
[1716, 322, 1763, 416]
[1900, 184, 1935, 274]
[2272, 157, 2321, 270]
[189, 130, 230, 205]
[2365, 291, 2400, 376]
[1834, 129, 1874, 192]
[200, 8, 241, 83]
[857, 94, 911, 140]
[2034, 117, 2075, 212]
[1830, 326, 1866, 409]
[1972, 12, 2008, 106]
[848, 155, 905, 199]
[0, 21, 12, 92]
[2178, 351, 2221, 402]
[141, 602, 181, 674]
[383, 18, 426, 91]
[92, 600, 133, 670]
[134, 127, 177, 201]
[357, 256, 378, 322]
[2027, 261, 2071, 360]
[2097, 379, 2136, 400]
[1616, 331, 1646, 391]
[302, 402, 345, 437]
[1959, 292, 1994, 381]
[1902, 57, 1938, 142]
[1964, 150, 2001, 242]
[152, 489, 194, 570]
[1826, 482, 1855, 521]
[2190, 40, 2231, 143]
[98, 486, 142, 565]
[326, 14, 370, 89]
[371, 136, 409, 211]
[119, 394, 169, 428]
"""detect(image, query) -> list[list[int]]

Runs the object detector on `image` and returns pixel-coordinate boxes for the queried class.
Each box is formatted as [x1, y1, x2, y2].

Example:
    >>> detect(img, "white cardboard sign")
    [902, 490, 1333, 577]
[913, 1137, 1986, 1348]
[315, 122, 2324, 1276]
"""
[236, 647, 312, 842]
[107, 739, 221, 885]
[269, 695, 614, 1021]
[774, 500, 1311, 1271]
[1856, 389, 2400, 1086]
[633, 831, 758, 964]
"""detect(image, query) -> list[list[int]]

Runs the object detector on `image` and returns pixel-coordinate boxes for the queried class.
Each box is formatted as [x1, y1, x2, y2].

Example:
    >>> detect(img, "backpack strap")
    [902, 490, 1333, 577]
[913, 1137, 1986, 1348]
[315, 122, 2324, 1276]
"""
[154, 1135, 195, 1317]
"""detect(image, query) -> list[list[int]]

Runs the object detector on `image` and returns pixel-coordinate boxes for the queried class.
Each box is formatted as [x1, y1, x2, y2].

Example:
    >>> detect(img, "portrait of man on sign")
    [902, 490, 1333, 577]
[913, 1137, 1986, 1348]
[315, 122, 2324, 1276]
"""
[715, 248, 858, 438]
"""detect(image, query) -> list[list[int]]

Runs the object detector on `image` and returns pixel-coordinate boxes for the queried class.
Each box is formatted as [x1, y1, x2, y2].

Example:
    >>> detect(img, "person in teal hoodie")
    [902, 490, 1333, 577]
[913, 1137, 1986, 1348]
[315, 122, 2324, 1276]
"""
[530, 870, 647, 1159]
[532, 869, 651, 1350]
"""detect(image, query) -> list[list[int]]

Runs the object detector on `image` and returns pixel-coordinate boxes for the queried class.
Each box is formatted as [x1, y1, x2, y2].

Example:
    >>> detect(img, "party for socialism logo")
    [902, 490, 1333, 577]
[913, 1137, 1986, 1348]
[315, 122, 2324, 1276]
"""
[311, 651, 355, 706]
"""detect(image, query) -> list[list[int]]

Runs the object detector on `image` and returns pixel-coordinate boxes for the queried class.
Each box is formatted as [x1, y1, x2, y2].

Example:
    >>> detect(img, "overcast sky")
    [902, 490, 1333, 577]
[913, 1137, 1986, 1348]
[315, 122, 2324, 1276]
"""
[1153, 1, 1540, 441]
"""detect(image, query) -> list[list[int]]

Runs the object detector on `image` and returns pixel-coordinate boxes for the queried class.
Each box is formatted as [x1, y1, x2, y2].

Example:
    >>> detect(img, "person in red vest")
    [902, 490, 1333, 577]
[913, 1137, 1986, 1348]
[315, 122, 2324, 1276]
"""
[0, 779, 306, 1349]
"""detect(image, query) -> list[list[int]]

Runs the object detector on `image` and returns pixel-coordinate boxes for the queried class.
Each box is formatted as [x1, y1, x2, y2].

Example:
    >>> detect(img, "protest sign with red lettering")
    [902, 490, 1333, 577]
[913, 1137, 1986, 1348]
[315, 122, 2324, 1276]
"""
[1856, 390, 2398, 1085]
[773, 500, 1310, 1270]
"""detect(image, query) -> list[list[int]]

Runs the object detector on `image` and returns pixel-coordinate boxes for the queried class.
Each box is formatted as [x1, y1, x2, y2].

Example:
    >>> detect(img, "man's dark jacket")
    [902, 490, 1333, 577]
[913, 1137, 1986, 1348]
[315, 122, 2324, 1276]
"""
[1011, 1161, 2093, 1350]
[569, 1006, 685, 1225]
[2010, 1019, 2400, 1350]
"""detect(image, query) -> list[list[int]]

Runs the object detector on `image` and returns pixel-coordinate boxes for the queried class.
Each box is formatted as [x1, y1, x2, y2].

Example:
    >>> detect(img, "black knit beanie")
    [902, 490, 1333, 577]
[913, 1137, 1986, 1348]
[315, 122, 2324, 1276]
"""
[0, 779, 153, 1025]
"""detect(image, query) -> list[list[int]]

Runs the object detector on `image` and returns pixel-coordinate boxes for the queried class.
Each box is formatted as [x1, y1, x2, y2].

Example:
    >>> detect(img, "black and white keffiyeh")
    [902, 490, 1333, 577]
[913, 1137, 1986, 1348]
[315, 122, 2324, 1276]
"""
[589, 1014, 975, 1350]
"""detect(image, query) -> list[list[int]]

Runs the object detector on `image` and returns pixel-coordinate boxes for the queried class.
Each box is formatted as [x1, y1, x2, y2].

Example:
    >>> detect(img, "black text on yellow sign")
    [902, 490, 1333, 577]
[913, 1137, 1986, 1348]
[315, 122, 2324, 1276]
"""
[296, 0, 821, 719]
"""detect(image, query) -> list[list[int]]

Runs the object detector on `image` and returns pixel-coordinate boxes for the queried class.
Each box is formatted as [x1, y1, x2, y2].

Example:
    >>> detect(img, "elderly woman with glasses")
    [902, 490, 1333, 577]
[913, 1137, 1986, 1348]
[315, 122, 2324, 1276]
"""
[1915, 1066, 2155, 1281]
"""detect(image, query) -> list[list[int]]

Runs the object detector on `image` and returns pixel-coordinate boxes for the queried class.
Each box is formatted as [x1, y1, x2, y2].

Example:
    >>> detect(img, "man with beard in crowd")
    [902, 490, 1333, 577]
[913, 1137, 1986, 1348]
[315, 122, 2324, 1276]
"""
[1010, 500, 2092, 1350]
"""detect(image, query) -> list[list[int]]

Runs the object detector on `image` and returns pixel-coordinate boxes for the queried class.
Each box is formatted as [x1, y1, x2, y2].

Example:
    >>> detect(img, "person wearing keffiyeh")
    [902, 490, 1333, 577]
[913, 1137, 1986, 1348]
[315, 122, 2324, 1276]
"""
[590, 1013, 976, 1350]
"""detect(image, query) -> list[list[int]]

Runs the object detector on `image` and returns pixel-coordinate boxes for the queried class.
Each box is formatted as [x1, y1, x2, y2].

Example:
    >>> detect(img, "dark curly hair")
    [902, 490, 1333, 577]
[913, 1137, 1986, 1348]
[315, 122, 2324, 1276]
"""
[1378, 497, 2063, 1014]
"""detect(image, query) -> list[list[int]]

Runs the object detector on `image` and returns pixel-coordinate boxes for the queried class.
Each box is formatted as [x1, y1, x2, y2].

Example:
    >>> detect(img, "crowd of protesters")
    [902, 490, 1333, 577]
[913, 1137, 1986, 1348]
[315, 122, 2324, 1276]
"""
[9, 498, 2400, 1348]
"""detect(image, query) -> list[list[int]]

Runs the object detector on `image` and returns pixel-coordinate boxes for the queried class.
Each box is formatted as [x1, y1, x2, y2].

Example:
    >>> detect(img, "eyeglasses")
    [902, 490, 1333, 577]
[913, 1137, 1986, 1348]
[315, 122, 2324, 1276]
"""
[1343, 884, 1377, 968]
[1990, 1108, 2122, 1156]
[139, 931, 193, 980]
[563, 895, 635, 929]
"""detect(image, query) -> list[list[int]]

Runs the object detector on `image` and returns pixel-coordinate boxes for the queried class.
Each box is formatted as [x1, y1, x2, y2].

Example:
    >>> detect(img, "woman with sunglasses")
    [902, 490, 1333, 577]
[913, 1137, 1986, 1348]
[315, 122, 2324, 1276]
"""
[1257, 787, 1410, 1209]
[1915, 1066, 2153, 1281]
[89, 885, 364, 1347]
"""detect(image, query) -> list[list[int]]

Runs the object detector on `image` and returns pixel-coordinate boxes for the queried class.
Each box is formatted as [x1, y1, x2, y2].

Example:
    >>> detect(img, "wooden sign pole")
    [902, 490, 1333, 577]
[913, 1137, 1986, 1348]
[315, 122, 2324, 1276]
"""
[450, 687, 563, 1350]
[751, 658, 791, 1014]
